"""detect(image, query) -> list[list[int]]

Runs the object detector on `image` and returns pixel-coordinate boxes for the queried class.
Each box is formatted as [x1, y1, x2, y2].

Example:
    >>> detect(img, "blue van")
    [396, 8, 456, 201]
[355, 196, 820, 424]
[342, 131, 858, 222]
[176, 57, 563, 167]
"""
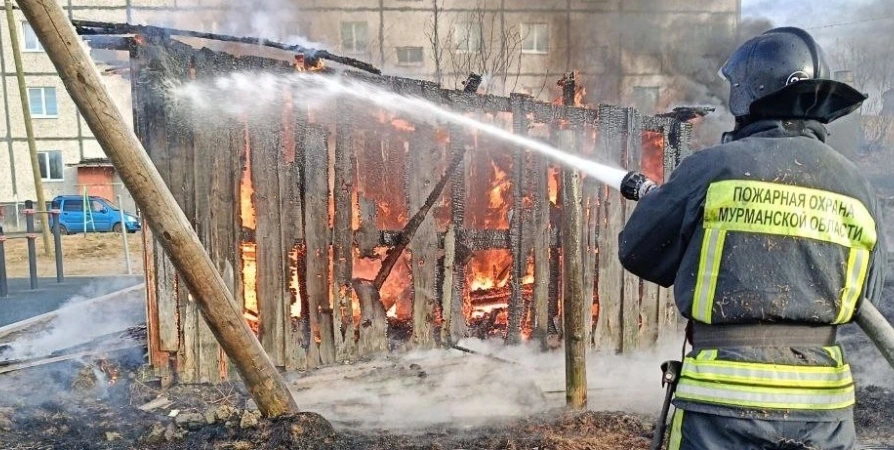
[52, 195, 141, 234]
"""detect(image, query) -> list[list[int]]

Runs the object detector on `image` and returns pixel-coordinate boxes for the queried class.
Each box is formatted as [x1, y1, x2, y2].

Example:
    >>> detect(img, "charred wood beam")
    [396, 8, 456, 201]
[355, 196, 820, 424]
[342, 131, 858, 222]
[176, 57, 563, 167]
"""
[655, 106, 715, 123]
[375, 228, 560, 250]
[72, 20, 382, 75]
[369, 148, 465, 290]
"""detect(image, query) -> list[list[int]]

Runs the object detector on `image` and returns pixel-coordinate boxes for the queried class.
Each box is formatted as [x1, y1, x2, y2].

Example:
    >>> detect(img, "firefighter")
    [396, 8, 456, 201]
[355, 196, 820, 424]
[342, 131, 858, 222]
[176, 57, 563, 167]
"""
[618, 27, 888, 450]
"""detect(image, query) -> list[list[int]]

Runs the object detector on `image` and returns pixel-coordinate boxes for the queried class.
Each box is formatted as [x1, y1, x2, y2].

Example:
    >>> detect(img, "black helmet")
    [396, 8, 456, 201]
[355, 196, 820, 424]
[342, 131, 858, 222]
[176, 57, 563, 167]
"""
[720, 27, 867, 124]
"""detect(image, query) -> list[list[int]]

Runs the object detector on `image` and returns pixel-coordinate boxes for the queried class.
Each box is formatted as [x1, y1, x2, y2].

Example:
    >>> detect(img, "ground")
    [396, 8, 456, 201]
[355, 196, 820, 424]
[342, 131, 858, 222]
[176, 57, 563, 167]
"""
[1, 234, 893, 449]
[2, 231, 144, 278]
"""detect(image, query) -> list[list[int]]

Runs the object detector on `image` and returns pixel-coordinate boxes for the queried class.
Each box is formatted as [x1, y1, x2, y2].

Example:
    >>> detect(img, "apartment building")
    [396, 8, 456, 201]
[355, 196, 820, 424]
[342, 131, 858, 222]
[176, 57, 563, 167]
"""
[0, 0, 741, 229]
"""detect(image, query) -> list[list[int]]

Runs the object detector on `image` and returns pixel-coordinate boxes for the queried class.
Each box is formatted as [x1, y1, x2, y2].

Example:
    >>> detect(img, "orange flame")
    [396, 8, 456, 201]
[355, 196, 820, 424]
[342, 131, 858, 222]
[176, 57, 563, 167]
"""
[641, 131, 665, 183]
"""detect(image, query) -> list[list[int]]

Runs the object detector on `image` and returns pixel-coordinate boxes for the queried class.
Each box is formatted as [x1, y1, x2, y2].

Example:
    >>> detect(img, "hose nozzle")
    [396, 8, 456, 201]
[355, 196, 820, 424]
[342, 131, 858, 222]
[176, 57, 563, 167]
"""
[620, 171, 658, 201]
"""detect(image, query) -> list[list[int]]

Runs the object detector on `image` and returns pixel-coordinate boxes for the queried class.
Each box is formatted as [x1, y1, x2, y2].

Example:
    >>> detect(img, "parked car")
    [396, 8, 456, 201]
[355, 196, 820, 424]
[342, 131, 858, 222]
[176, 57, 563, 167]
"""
[51, 195, 141, 235]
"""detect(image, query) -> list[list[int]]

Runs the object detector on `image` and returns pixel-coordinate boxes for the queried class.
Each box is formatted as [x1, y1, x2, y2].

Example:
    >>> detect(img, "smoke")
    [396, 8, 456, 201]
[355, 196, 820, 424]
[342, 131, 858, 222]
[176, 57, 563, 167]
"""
[288, 336, 684, 431]
[608, 7, 777, 148]
[0, 280, 145, 361]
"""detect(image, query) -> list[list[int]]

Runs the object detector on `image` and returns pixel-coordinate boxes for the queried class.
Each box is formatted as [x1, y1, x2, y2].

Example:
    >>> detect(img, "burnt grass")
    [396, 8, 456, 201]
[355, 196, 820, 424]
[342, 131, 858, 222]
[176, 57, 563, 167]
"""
[1, 283, 892, 449]
[0, 355, 656, 450]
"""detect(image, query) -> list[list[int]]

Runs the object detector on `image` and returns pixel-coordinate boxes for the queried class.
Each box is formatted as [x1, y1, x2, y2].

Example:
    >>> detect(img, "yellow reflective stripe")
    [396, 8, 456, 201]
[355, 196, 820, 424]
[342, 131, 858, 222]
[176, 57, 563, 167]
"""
[834, 248, 870, 324]
[676, 379, 855, 410]
[681, 357, 853, 389]
[824, 346, 844, 366]
[667, 409, 684, 450]
[703, 180, 877, 250]
[691, 229, 727, 323]
[696, 349, 718, 361]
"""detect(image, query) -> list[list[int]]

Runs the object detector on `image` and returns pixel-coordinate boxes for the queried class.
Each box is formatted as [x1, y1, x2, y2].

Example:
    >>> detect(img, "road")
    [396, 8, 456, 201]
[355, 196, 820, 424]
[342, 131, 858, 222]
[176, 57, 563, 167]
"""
[0, 275, 144, 328]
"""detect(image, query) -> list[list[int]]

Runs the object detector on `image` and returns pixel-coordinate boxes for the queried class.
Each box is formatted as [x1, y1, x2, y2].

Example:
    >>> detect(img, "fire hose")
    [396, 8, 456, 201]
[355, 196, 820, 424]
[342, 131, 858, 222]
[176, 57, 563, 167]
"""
[619, 171, 894, 450]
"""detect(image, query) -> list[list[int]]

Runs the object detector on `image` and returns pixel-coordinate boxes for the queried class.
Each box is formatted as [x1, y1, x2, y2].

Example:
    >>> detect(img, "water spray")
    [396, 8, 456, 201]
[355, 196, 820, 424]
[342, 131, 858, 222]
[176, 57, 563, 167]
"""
[177, 72, 638, 194]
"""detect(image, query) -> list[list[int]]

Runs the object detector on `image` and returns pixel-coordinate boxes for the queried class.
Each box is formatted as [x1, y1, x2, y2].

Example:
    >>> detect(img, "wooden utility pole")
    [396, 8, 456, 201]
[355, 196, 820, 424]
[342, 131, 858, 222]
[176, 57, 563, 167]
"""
[560, 134, 587, 410]
[5, 0, 51, 256]
[16, 0, 299, 417]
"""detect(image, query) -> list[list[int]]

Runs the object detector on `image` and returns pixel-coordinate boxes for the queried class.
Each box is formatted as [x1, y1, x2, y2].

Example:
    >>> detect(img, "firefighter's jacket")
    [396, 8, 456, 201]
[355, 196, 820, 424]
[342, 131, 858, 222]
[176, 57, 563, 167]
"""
[618, 119, 888, 421]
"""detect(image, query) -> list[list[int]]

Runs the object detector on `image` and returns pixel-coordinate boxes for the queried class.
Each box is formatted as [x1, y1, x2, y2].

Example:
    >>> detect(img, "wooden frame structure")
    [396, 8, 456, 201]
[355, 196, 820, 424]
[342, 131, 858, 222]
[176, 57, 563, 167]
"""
[129, 35, 691, 382]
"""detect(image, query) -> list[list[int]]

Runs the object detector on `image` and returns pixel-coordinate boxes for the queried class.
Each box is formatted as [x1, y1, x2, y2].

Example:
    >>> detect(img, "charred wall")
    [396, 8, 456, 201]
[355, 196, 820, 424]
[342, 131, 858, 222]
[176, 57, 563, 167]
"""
[130, 35, 691, 382]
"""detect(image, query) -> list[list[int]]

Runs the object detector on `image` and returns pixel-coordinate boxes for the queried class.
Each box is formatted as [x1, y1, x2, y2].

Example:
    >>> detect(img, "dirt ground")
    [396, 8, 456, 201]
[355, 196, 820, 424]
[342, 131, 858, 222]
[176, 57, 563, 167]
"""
[2, 231, 145, 278]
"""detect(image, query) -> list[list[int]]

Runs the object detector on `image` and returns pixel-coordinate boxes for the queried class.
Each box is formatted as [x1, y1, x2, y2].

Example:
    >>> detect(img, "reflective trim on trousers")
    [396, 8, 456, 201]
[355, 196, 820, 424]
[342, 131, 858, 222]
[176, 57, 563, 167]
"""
[667, 409, 685, 450]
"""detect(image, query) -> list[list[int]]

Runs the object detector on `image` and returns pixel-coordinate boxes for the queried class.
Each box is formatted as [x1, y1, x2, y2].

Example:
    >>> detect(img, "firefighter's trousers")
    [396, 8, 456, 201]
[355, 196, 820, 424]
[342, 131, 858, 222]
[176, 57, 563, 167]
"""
[667, 409, 856, 450]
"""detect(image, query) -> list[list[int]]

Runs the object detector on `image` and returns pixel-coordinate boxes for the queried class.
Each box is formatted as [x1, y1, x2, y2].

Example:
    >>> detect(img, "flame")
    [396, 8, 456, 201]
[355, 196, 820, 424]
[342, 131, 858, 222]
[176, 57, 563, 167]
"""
[353, 248, 413, 320]
[239, 122, 259, 321]
[548, 166, 560, 205]
[289, 245, 302, 317]
[641, 131, 665, 183]
[294, 54, 326, 72]
[488, 162, 510, 209]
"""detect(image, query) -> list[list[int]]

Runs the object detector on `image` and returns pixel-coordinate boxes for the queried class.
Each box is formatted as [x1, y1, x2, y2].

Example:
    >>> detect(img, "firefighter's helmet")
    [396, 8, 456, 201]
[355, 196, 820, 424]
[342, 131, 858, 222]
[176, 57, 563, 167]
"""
[719, 27, 867, 124]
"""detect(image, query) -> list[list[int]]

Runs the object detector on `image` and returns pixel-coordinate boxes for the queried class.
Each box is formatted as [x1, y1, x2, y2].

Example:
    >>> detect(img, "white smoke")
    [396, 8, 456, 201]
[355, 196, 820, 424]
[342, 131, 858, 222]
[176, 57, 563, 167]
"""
[0, 281, 145, 361]
[287, 336, 683, 431]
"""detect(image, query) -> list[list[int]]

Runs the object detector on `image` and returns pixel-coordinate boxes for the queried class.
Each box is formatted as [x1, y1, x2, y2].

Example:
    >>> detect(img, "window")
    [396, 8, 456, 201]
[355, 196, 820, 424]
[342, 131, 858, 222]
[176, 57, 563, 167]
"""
[22, 22, 42, 52]
[340, 22, 368, 53]
[521, 23, 549, 54]
[396, 47, 423, 66]
[453, 22, 481, 52]
[62, 201, 81, 212]
[28, 87, 58, 118]
[38, 151, 63, 181]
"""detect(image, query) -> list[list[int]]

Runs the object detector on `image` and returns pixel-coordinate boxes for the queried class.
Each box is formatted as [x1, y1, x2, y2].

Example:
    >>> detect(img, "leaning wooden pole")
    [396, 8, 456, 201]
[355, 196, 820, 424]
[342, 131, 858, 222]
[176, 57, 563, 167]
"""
[17, 0, 299, 417]
[6, 1, 51, 256]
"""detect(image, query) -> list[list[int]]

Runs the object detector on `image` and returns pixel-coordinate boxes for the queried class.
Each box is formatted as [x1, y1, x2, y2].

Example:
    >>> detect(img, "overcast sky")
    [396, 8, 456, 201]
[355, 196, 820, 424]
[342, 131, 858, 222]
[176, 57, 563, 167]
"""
[741, 0, 890, 44]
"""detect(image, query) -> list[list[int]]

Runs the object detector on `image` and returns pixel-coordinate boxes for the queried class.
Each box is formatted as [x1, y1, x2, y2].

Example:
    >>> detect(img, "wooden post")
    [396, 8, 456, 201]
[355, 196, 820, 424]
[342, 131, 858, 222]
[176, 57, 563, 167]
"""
[595, 106, 625, 354]
[407, 124, 440, 349]
[333, 100, 357, 361]
[531, 147, 550, 351]
[506, 94, 527, 346]
[5, 1, 51, 256]
[559, 131, 587, 410]
[303, 125, 334, 365]
[622, 108, 644, 351]
[20, 0, 298, 417]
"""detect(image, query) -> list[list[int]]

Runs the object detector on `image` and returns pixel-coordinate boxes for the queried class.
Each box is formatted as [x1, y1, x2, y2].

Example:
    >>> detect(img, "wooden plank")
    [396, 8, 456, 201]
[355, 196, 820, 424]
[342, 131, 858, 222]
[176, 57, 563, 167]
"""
[448, 123, 470, 343]
[440, 224, 456, 346]
[249, 97, 287, 367]
[506, 95, 527, 345]
[637, 127, 665, 348]
[136, 43, 180, 357]
[130, 45, 170, 373]
[332, 100, 357, 361]
[407, 124, 440, 350]
[621, 108, 644, 353]
[531, 145, 550, 351]
[191, 49, 225, 383]
[282, 93, 307, 371]
[659, 126, 680, 340]
[304, 125, 335, 365]
[158, 43, 199, 381]
[594, 106, 624, 354]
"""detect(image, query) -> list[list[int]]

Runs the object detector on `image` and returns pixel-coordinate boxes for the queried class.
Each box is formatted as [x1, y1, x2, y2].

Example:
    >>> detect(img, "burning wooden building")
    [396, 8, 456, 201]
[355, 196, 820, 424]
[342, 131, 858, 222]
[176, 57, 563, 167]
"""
[116, 28, 693, 382]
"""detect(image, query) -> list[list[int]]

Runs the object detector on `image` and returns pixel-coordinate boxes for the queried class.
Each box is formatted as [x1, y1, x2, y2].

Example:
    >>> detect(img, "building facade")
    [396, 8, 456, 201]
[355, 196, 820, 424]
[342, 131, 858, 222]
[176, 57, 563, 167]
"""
[0, 0, 741, 229]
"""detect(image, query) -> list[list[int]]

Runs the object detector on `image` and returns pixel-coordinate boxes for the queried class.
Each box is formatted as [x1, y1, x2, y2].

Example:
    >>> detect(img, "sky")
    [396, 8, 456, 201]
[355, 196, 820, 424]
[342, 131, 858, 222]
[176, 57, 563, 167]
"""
[741, 0, 889, 45]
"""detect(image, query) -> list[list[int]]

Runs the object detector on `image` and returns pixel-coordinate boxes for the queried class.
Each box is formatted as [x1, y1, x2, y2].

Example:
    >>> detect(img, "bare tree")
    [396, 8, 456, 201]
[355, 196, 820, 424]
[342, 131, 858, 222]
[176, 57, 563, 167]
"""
[424, 0, 526, 96]
[829, 37, 894, 154]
